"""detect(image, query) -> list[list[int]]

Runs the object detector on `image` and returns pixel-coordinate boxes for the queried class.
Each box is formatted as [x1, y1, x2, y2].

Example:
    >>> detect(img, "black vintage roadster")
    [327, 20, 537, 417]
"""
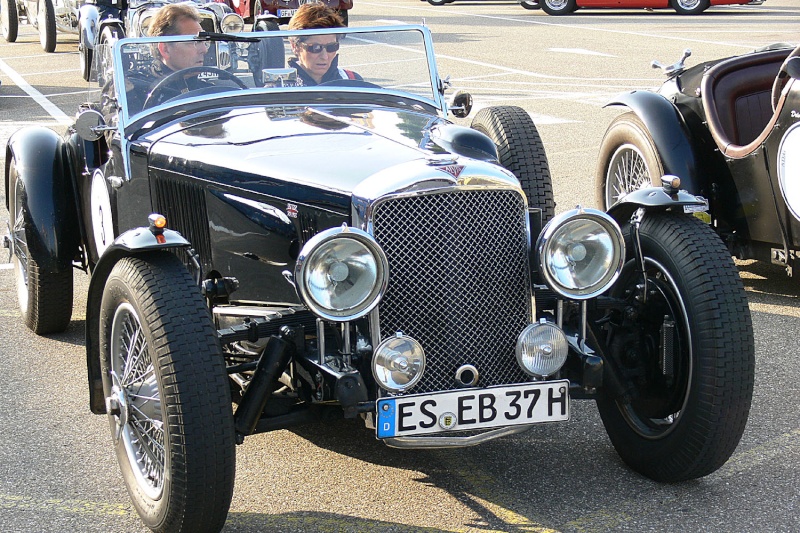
[4, 26, 754, 532]
[596, 43, 800, 275]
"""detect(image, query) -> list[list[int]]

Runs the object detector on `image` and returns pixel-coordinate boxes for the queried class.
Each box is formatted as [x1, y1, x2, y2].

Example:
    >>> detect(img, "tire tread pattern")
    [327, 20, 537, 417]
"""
[599, 213, 754, 482]
[107, 254, 235, 533]
[471, 105, 556, 224]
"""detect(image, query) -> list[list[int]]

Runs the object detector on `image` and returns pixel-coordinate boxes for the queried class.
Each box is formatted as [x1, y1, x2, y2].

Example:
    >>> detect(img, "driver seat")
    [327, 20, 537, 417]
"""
[701, 47, 792, 159]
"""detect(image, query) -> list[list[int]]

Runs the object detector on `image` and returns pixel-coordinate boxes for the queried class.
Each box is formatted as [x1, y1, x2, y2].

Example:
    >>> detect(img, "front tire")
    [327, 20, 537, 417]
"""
[595, 111, 664, 210]
[595, 213, 754, 482]
[540, 0, 577, 15]
[520, 1, 541, 9]
[100, 254, 235, 532]
[471, 105, 555, 225]
[37, 0, 57, 53]
[1, 0, 18, 42]
[9, 159, 73, 334]
[671, 0, 710, 15]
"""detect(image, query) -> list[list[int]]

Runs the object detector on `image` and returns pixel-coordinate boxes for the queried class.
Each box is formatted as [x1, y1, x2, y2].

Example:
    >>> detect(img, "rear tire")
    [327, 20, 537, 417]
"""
[2, 0, 18, 42]
[520, 1, 541, 9]
[595, 213, 754, 482]
[671, 0, 710, 15]
[541, 0, 577, 15]
[9, 159, 73, 335]
[38, 0, 57, 53]
[100, 253, 235, 532]
[471, 105, 555, 225]
[595, 112, 663, 210]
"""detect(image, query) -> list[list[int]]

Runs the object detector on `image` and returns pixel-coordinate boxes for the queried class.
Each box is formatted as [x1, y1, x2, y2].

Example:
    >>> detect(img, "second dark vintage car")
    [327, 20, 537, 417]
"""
[4, 25, 754, 532]
[596, 43, 800, 275]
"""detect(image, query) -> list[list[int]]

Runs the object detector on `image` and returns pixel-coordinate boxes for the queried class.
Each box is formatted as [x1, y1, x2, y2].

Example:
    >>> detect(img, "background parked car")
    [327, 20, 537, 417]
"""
[1, 0, 82, 52]
[510, 0, 764, 16]
[77, 0, 244, 81]
[225, 0, 352, 30]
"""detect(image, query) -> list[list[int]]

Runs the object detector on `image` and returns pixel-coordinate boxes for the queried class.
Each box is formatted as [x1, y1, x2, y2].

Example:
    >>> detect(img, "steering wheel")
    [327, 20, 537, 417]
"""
[771, 44, 800, 111]
[143, 66, 247, 110]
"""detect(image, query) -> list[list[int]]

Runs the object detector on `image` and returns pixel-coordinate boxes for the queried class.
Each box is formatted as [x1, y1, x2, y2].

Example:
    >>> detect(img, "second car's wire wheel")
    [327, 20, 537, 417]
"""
[605, 143, 652, 207]
[109, 302, 164, 500]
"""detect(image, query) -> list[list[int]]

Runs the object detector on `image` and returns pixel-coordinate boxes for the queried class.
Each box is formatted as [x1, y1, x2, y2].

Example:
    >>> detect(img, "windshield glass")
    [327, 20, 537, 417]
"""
[102, 26, 440, 124]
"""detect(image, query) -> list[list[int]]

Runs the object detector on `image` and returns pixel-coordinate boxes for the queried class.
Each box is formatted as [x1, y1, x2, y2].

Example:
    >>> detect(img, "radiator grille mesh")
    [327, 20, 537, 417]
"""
[372, 189, 531, 394]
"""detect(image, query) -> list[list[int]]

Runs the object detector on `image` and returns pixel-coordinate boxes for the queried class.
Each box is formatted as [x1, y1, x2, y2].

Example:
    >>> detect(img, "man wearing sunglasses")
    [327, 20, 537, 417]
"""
[287, 3, 362, 86]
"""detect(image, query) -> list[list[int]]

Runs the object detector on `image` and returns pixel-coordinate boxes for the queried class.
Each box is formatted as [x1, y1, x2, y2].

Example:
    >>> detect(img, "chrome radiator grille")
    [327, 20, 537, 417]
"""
[372, 189, 531, 394]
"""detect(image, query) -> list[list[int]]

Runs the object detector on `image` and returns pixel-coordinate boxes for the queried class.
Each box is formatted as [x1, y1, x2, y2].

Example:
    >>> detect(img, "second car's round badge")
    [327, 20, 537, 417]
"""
[90, 169, 115, 258]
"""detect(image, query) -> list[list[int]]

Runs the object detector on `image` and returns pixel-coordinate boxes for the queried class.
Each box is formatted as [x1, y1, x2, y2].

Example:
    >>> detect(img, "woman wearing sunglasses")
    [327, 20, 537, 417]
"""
[288, 4, 362, 86]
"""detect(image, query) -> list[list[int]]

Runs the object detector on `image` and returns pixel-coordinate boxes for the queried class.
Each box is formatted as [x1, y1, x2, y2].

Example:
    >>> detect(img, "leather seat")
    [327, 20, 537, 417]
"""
[700, 48, 791, 159]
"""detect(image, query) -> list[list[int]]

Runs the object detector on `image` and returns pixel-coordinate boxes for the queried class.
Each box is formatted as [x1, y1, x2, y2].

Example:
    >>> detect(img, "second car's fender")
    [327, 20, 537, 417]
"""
[605, 91, 701, 193]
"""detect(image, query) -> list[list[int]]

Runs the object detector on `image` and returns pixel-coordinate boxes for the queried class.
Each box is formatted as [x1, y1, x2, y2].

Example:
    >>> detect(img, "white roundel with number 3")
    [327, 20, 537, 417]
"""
[91, 168, 115, 258]
[779, 122, 800, 223]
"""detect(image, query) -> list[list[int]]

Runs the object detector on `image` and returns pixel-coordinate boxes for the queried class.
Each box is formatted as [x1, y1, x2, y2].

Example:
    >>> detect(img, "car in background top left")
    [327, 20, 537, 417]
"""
[77, 0, 245, 82]
[2, 0, 81, 52]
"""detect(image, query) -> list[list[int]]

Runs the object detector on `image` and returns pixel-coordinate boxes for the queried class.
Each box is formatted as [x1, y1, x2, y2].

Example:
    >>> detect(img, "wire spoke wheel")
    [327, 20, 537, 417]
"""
[100, 254, 235, 532]
[109, 302, 165, 499]
[606, 143, 653, 206]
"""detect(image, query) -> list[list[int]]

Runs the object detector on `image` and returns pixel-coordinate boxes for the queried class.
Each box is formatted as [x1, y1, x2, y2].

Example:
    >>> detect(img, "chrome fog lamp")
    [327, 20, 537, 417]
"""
[221, 14, 245, 34]
[295, 225, 388, 322]
[537, 208, 624, 300]
[516, 322, 568, 378]
[372, 334, 425, 393]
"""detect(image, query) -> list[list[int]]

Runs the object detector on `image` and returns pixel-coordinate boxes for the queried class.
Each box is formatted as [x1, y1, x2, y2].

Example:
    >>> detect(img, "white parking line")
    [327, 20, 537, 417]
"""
[0, 59, 72, 125]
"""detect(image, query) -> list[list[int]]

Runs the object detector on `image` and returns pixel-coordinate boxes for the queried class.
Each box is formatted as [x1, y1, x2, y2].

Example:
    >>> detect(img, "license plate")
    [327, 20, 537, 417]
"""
[277, 9, 297, 17]
[376, 381, 570, 438]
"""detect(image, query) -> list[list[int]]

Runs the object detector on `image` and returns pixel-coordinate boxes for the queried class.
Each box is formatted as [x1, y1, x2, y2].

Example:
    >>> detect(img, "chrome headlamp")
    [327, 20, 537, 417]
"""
[295, 225, 388, 322]
[220, 13, 245, 34]
[537, 208, 624, 300]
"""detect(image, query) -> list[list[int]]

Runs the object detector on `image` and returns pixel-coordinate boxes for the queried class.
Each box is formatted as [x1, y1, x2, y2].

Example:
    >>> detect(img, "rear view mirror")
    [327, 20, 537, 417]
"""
[75, 109, 110, 141]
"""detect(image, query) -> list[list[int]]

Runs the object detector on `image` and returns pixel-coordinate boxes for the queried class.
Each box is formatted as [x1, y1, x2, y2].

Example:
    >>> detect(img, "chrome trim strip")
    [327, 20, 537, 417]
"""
[383, 425, 533, 449]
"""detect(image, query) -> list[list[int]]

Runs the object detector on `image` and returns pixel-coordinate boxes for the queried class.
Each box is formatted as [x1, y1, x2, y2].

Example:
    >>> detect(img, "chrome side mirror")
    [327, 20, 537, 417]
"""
[75, 109, 113, 141]
[449, 90, 473, 118]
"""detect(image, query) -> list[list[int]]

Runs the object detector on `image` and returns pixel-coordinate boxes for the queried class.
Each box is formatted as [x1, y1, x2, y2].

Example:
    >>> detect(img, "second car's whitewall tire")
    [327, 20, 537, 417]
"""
[595, 112, 664, 210]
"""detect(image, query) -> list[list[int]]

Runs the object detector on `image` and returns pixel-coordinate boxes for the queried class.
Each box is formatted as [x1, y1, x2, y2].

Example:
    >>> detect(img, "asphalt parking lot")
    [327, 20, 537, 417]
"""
[1, 1, 798, 531]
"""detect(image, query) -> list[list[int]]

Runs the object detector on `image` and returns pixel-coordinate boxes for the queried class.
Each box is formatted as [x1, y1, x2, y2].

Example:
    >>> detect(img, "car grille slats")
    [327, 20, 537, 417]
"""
[372, 189, 531, 394]
[152, 177, 213, 272]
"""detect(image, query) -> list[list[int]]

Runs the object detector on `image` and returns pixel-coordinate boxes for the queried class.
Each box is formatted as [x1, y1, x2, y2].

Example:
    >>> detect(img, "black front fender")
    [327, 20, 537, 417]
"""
[5, 127, 80, 273]
[606, 91, 701, 193]
[85, 228, 190, 414]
